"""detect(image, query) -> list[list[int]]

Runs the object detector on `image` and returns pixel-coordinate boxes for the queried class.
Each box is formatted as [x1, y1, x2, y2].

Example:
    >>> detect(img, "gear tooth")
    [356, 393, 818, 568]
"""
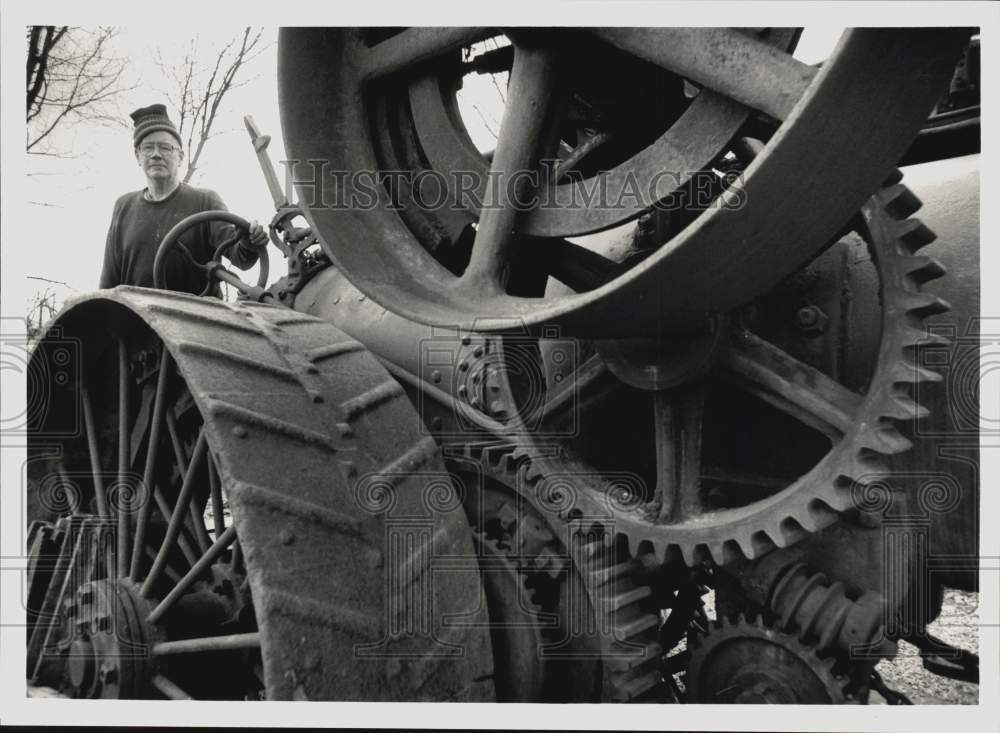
[775, 518, 809, 548]
[679, 543, 699, 567]
[858, 424, 912, 455]
[899, 291, 951, 318]
[894, 218, 937, 253]
[749, 531, 776, 559]
[885, 393, 931, 421]
[652, 541, 672, 566]
[883, 168, 904, 186]
[889, 358, 942, 384]
[706, 542, 726, 566]
[879, 183, 922, 219]
[899, 325, 949, 349]
[903, 254, 947, 284]
[801, 500, 841, 531]
[721, 539, 745, 565]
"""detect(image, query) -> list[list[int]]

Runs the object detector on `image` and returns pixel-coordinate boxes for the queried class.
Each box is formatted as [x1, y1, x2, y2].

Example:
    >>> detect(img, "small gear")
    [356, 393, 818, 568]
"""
[456, 446, 665, 702]
[686, 614, 855, 704]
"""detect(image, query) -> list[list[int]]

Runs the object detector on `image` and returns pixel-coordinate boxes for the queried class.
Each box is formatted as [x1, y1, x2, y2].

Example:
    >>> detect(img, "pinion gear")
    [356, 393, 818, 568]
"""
[685, 614, 855, 704]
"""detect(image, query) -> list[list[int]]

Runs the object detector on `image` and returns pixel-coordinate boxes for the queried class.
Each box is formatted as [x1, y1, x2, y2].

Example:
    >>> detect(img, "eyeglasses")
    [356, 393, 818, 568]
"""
[139, 142, 180, 156]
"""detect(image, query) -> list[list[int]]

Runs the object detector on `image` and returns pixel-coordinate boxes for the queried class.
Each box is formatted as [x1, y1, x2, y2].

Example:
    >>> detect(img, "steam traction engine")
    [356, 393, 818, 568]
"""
[25, 28, 980, 702]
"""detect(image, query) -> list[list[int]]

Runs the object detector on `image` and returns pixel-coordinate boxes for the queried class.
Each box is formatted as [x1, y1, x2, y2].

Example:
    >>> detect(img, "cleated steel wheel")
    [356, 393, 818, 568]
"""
[26, 288, 494, 700]
[279, 27, 967, 335]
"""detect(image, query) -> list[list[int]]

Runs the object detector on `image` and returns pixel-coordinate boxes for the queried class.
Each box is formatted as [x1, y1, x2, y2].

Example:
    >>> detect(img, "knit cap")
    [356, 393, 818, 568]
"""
[131, 104, 182, 148]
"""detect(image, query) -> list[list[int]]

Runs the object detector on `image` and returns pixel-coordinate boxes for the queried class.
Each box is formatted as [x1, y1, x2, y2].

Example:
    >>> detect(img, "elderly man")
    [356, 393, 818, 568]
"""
[100, 104, 267, 295]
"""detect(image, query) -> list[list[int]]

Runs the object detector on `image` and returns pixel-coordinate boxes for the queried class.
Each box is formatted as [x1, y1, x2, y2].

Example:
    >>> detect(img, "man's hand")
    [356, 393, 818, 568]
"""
[246, 220, 268, 249]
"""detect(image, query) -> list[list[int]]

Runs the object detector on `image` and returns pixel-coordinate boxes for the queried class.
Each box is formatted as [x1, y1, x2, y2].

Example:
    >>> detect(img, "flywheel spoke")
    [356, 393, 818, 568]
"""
[653, 385, 706, 522]
[141, 430, 208, 598]
[360, 27, 496, 81]
[151, 674, 192, 700]
[147, 525, 237, 624]
[590, 28, 817, 121]
[80, 383, 108, 515]
[165, 408, 213, 553]
[151, 631, 260, 656]
[460, 43, 559, 293]
[131, 348, 173, 580]
[722, 330, 861, 438]
[116, 340, 131, 578]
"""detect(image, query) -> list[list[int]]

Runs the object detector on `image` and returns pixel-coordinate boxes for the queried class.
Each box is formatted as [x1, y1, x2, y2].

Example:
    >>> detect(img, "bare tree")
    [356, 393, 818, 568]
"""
[26, 26, 134, 156]
[24, 287, 61, 344]
[155, 28, 265, 183]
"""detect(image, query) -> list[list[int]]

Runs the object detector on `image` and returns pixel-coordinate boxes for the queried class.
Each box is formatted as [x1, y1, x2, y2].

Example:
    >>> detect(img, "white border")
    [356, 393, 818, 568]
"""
[2, 1, 998, 730]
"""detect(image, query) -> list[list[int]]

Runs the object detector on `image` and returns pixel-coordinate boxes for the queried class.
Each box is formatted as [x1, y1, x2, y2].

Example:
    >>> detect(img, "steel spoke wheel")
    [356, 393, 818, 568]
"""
[26, 289, 494, 700]
[279, 27, 967, 335]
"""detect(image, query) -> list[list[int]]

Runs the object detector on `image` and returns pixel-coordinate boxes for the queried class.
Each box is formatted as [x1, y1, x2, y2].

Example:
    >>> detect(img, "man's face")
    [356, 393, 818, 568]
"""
[135, 131, 184, 183]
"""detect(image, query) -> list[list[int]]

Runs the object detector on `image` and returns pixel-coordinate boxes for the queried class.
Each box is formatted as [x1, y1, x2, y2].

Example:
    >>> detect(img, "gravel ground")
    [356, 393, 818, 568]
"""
[874, 589, 980, 704]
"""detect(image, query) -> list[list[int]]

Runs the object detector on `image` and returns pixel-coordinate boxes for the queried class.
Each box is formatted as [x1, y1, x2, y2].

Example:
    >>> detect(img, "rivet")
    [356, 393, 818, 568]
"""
[312, 394, 324, 404]
[306, 365, 320, 375]
[430, 416, 442, 430]
[280, 529, 295, 545]
[431, 370, 442, 384]
[233, 426, 248, 439]
[473, 346, 484, 358]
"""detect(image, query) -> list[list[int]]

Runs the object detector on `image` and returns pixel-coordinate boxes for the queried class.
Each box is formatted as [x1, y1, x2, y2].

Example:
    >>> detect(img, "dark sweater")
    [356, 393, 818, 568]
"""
[99, 183, 257, 295]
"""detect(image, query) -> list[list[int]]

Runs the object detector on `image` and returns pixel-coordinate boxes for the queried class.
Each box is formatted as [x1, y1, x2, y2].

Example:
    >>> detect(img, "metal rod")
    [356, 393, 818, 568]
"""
[147, 525, 236, 625]
[152, 486, 199, 567]
[165, 409, 211, 551]
[151, 631, 260, 657]
[80, 384, 108, 515]
[461, 45, 559, 292]
[117, 340, 131, 578]
[151, 674, 192, 700]
[145, 544, 183, 584]
[165, 408, 189, 473]
[231, 538, 243, 573]
[653, 391, 678, 522]
[208, 456, 225, 538]
[141, 431, 208, 598]
[131, 348, 172, 581]
[57, 461, 79, 515]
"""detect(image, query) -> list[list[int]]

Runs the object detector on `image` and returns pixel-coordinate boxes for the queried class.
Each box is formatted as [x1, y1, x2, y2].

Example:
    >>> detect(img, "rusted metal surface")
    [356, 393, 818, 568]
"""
[279, 27, 968, 336]
[687, 615, 855, 703]
[432, 182, 948, 568]
[27, 288, 495, 700]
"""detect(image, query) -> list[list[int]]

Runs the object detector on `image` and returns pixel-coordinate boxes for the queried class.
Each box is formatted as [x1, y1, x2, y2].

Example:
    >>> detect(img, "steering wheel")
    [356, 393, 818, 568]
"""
[153, 210, 270, 297]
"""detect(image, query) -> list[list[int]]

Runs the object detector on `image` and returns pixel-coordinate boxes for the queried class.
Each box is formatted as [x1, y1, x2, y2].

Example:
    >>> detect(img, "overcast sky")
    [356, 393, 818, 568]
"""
[14, 24, 843, 315]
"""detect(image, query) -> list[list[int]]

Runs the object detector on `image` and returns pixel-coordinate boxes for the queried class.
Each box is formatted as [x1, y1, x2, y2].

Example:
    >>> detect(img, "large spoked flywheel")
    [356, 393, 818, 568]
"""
[279, 27, 968, 336]
[26, 288, 494, 700]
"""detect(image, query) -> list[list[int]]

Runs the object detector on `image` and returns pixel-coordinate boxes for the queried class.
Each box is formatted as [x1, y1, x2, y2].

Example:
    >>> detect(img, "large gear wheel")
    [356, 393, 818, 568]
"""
[455, 445, 666, 702]
[685, 614, 854, 704]
[513, 179, 948, 566]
